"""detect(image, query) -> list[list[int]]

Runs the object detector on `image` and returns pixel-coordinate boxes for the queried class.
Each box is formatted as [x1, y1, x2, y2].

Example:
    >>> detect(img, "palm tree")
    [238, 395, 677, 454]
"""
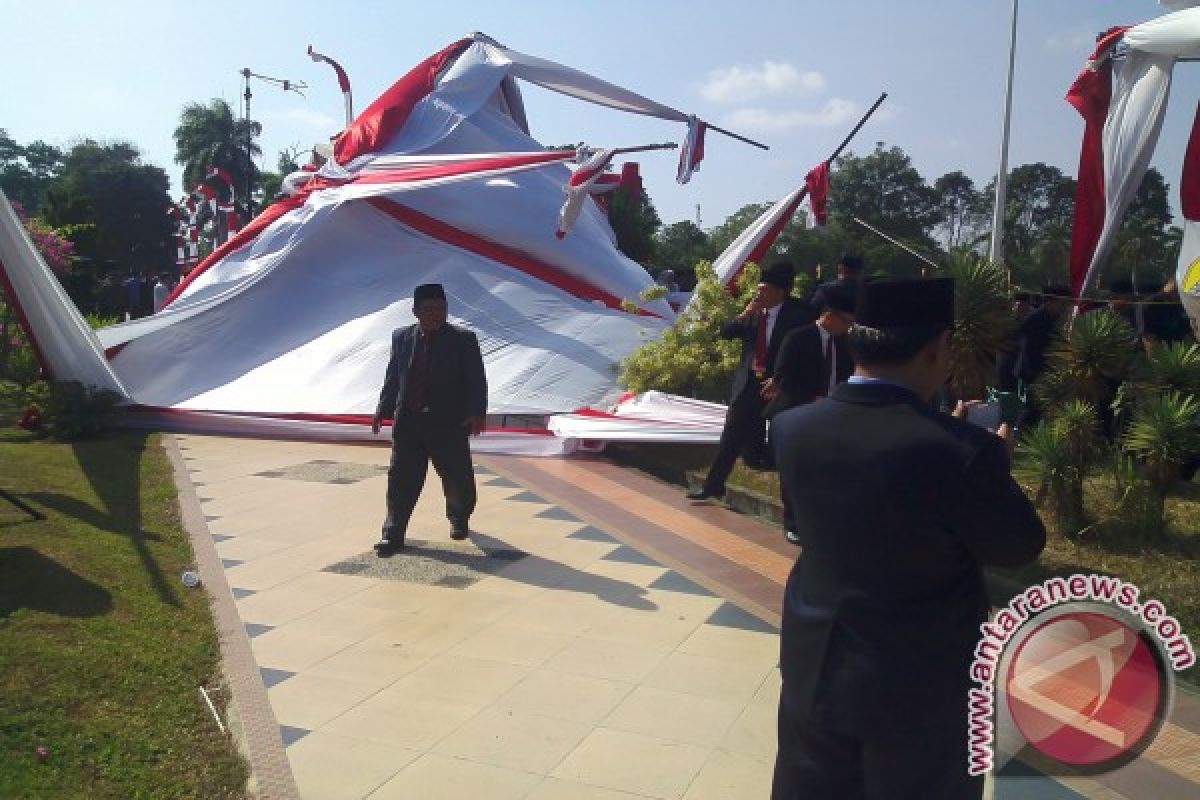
[173, 99, 262, 206]
[1032, 309, 1136, 412]
[938, 252, 1013, 401]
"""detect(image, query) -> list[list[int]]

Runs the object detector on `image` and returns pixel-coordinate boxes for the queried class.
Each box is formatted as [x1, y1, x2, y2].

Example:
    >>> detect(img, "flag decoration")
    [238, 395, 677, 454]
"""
[676, 115, 707, 184]
[804, 160, 830, 228]
[556, 148, 616, 239]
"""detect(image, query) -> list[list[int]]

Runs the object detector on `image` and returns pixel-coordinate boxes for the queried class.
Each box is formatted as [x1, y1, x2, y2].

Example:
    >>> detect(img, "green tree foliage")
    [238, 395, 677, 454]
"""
[607, 187, 660, 266]
[619, 262, 760, 401]
[42, 140, 173, 312]
[173, 99, 262, 209]
[0, 129, 64, 213]
[827, 143, 941, 277]
[259, 145, 306, 207]
[654, 221, 715, 287]
[933, 170, 985, 250]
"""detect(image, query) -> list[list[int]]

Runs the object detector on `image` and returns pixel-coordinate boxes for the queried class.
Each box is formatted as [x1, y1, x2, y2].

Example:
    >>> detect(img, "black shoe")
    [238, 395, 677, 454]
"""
[374, 537, 403, 556]
[784, 530, 801, 546]
[450, 522, 470, 541]
[686, 488, 723, 501]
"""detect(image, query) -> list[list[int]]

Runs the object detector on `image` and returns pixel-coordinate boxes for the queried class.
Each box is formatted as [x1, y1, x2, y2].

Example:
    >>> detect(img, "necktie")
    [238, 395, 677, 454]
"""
[823, 333, 835, 396]
[752, 310, 768, 376]
[406, 332, 430, 412]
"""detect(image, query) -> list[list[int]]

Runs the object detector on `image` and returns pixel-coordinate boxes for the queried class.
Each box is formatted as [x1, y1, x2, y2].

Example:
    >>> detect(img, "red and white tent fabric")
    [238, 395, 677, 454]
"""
[1066, 2, 1200, 333]
[1, 33, 753, 451]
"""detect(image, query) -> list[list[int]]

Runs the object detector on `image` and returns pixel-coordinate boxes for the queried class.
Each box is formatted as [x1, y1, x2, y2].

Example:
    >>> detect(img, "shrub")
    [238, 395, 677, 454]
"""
[26, 380, 125, 441]
[1021, 400, 1102, 534]
[939, 253, 1013, 402]
[619, 261, 760, 401]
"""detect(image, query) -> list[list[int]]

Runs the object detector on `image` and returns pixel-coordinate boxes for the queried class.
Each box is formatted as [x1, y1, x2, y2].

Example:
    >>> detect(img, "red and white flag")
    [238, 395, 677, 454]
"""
[557, 148, 615, 239]
[805, 160, 830, 228]
[676, 116, 706, 184]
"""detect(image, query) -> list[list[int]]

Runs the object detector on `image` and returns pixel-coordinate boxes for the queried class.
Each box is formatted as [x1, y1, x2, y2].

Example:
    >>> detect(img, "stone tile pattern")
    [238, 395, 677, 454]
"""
[177, 437, 783, 799]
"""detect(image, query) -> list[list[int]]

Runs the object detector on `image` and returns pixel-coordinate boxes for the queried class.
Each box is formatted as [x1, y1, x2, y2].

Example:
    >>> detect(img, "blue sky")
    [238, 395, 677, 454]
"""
[2, 0, 1197, 227]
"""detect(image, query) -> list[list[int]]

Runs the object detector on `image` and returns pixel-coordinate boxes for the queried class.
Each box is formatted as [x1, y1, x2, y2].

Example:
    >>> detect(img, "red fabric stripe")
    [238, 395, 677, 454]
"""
[1182, 102, 1200, 222]
[0, 254, 53, 380]
[726, 190, 807, 289]
[365, 197, 657, 316]
[125, 404, 554, 434]
[159, 193, 308, 309]
[333, 38, 473, 164]
[1066, 27, 1129, 297]
[309, 150, 573, 189]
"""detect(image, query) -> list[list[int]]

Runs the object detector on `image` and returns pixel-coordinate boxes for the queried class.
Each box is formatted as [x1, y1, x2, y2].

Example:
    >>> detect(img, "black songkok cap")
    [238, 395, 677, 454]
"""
[839, 254, 864, 274]
[814, 280, 856, 314]
[413, 283, 447, 303]
[760, 262, 795, 291]
[855, 278, 955, 329]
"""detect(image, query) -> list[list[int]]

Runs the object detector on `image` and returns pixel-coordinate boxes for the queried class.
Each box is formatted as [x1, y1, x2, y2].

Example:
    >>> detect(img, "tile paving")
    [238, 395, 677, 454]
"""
[167, 434, 1200, 799]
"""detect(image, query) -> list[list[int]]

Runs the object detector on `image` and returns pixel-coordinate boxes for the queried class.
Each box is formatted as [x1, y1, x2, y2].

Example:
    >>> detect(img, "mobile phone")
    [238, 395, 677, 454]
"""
[965, 401, 1002, 432]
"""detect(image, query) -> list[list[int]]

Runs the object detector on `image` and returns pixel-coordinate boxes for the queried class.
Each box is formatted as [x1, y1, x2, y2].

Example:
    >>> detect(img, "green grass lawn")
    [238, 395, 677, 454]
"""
[0, 422, 248, 798]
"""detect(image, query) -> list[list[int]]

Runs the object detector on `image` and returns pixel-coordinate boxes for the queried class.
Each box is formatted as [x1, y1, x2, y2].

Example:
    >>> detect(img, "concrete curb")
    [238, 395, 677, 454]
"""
[163, 434, 300, 800]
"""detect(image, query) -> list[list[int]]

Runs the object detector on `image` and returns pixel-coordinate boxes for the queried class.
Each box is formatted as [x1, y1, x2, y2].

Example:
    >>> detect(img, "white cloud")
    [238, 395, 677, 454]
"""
[721, 98, 862, 133]
[700, 61, 826, 104]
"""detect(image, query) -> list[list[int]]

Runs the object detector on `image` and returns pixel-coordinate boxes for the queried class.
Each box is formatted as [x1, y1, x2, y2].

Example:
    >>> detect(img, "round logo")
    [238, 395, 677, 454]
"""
[1004, 610, 1168, 771]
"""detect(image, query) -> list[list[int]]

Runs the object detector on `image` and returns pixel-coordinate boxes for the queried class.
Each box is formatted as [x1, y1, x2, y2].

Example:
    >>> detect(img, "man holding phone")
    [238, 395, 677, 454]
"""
[770, 278, 1045, 799]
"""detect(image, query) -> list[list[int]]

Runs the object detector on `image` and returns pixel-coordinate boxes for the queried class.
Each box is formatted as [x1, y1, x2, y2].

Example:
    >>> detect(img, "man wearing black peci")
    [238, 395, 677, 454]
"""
[762, 279, 856, 544]
[686, 262, 809, 500]
[371, 283, 487, 555]
[770, 278, 1045, 800]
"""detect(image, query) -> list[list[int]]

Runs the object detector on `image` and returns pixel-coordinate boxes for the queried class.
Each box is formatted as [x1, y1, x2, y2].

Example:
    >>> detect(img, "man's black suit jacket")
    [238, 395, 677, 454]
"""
[722, 297, 810, 403]
[375, 323, 487, 429]
[764, 323, 852, 418]
[771, 381, 1045, 729]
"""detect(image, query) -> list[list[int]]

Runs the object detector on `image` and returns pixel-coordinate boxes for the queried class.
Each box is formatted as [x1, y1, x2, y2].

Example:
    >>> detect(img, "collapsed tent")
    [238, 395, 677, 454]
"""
[1, 32, 770, 451]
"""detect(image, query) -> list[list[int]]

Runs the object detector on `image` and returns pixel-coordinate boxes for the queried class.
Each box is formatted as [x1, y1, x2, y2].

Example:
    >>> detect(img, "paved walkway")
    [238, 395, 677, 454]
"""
[167, 434, 1200, 800]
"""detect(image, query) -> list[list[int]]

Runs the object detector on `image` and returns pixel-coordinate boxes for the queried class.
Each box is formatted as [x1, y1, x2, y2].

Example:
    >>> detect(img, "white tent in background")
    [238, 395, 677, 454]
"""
[0, 33, 763, 451]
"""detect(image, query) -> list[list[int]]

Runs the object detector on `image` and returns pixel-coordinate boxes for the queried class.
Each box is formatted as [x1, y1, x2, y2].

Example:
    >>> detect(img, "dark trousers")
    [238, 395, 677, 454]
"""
[382, 412, 476, 541]
[771, 694, 982, 800]
[702, 388, 767, 493]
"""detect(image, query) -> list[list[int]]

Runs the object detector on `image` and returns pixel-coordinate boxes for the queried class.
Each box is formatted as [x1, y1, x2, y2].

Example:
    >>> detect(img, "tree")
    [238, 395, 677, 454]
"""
[0, 129, 64, 213]
[828, 144, 942, 277]
[42, 140, 173, 312]
[654, 220, 714, 289]
[981, 162, 1075, 271]
[607, 188, 660, 266]
[1110, 168, 1173, 288]
[933, 171, 984, 249]
[173, 99, 261, 212]
[259, 145, 306, 207]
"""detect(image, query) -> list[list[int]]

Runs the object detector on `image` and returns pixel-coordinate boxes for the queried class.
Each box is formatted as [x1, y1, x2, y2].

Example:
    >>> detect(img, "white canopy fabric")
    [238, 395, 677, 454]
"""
[0, 193, 129, 396]
[1075, 7, 1200, 302]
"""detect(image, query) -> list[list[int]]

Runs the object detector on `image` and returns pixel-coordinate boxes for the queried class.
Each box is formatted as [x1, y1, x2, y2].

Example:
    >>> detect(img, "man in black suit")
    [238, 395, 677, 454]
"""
[770, 278, 1045, 800]
[371, 283, 488, 555]
[763, 280, 856, 543]
[808, 253, 863, 317]
[686, 262, 810, 500]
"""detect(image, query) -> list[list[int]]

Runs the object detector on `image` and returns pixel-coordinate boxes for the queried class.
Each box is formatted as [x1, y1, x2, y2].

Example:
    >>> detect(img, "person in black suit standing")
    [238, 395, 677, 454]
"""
[762, 280, 856, 544]
[770, 278, 1045, 800]
[371, 283, 488, 555]
[686, 262, 810, 500]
